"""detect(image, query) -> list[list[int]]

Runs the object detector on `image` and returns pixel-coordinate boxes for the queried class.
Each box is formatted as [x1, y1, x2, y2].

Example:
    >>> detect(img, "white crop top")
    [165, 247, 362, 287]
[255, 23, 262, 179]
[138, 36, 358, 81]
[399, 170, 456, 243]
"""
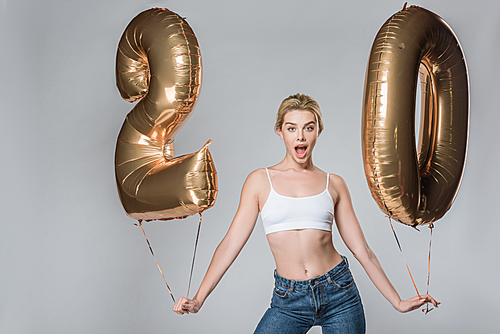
[261, 168, 335, 235]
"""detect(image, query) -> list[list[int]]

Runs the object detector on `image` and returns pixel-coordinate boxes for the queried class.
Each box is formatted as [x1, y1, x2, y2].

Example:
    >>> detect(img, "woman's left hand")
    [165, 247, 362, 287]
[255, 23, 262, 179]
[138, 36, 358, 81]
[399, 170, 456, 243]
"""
[395, 294, 440, 313]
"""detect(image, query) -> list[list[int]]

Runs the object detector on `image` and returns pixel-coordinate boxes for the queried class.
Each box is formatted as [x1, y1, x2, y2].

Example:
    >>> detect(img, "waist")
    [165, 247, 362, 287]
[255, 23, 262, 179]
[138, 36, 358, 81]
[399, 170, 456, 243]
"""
[274, 255, 349, 289]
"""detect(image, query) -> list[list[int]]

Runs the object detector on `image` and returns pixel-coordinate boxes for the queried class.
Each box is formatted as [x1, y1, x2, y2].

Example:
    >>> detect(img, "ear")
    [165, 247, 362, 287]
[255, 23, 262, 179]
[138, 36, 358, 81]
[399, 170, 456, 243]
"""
[318, 128, 323, 136]
[277, 129, 284, 139]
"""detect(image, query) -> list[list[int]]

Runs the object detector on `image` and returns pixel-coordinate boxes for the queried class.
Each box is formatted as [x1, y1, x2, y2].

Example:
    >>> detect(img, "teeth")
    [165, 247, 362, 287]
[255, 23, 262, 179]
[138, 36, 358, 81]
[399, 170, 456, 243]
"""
[295, 145, 307, 158]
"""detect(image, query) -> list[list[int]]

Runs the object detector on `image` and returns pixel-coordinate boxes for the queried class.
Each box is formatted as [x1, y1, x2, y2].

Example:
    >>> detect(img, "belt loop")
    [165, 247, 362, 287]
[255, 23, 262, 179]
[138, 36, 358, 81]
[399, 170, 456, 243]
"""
[289, 280, 295, 293]
[326, 272, 333, 286]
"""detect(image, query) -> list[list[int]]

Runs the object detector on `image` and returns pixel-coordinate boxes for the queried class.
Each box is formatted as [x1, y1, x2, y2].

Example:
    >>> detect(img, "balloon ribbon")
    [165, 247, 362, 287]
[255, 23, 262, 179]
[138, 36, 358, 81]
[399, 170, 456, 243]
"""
[134, 214, 203, 303]
[387, 217, 421, 299]
[187, 213, 202, 297]
[135, 220, 176, 302]
[423, 223, 434, 314]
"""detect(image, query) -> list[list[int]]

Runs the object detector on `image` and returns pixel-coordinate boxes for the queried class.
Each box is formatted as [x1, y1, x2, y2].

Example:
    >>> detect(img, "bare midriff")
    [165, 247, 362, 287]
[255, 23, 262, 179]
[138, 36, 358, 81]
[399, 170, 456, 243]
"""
[266, 229, 343, 280]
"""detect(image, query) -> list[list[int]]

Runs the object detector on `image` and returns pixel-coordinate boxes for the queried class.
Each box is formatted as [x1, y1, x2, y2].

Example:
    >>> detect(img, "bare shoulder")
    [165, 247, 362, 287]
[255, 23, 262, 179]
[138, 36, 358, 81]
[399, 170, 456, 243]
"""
[241, 168, 270, 195]
[328, 173, 348, 188]
[327, 173, 350, 203]
[241, 168, 271, 210]
[246, 168, 268, 185]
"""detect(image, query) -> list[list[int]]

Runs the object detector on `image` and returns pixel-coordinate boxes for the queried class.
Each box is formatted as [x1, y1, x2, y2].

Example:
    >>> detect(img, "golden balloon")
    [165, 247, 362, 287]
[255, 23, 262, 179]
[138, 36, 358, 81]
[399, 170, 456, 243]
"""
[115, 8, 218, 221]
[362, 6, 469, 227]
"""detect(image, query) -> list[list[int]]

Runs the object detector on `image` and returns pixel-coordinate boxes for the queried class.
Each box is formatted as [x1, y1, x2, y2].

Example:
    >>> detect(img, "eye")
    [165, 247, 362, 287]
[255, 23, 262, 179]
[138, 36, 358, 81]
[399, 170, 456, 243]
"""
[287, 127, 296, 132]
[305, 126, 315, 131]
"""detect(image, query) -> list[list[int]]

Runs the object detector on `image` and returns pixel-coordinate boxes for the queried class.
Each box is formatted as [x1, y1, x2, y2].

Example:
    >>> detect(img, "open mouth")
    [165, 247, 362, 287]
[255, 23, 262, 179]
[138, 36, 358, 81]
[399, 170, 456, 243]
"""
[294, 145, 307, 159]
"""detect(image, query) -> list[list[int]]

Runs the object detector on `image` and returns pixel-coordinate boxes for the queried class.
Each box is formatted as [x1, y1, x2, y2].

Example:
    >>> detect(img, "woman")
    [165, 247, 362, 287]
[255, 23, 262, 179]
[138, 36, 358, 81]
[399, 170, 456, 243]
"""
[173, 94, 439, 333]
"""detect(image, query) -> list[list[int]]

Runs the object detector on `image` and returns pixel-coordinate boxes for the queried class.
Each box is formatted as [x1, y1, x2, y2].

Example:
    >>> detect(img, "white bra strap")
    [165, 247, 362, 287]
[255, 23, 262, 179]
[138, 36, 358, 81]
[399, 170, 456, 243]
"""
[265, 168, 274, 189]
[326, 173, 330, 190]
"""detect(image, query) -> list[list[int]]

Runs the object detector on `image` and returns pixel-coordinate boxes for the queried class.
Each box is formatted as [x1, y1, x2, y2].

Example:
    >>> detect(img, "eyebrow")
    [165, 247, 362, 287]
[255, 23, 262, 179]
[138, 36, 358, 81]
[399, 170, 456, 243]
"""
[284, 121, 316, 126]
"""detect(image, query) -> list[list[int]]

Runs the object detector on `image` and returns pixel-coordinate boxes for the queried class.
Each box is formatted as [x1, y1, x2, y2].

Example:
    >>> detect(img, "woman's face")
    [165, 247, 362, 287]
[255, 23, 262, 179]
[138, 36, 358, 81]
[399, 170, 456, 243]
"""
[277, 109, 321, 164]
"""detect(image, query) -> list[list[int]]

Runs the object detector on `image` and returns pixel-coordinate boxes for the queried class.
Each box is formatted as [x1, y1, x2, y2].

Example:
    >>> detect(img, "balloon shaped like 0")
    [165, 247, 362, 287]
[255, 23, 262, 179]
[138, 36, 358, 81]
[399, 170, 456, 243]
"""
[362, 6, 469, 227]
[115, 8, 217, 221]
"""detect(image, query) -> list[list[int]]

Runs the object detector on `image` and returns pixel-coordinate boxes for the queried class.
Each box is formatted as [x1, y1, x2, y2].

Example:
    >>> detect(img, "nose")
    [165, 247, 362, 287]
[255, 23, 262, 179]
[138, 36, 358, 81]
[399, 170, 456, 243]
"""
[296, 129, 305, 141]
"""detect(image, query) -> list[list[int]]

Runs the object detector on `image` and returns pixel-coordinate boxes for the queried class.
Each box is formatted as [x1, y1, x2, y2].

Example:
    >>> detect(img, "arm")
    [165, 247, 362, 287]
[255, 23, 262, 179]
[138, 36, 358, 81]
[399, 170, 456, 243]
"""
[332, 175, 439, 313]
[172, 170, 262, 315]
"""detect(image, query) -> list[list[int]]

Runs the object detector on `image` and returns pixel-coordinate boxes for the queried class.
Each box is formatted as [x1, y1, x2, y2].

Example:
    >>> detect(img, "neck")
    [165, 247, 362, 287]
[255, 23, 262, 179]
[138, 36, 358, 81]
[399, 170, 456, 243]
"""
[278, 154, 315, 171]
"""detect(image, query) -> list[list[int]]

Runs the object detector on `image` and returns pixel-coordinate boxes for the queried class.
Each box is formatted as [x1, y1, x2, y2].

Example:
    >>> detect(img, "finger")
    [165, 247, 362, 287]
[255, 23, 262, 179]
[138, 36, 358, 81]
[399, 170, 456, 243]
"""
[421, 294, 440, 307]
[173, 305, 185, 315]
[430, 298, 440, 307]
[173, 298, 189, 314]
[178, 306, 191, 315]
[409, 295, 424, 302]
[182, 301, 193, 309]
[173, 308, 185, 315]
[429, 295, 440, 307]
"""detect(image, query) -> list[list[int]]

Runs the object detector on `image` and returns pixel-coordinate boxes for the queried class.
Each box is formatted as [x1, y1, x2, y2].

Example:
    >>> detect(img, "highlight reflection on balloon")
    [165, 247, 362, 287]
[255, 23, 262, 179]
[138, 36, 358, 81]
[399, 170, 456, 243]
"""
[115, 8, 218, 221]
[362, 6, 469, 227]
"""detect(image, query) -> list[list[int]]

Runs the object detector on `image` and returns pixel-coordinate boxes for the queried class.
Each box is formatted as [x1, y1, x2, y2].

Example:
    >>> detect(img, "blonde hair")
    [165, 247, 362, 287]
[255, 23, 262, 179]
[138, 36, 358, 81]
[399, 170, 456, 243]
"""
[275, 93, 324, 133]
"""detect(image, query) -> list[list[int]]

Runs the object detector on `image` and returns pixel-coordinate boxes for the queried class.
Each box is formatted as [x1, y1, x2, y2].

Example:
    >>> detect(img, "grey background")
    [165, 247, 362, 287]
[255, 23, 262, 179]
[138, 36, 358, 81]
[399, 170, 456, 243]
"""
[1, 0, 499, 333]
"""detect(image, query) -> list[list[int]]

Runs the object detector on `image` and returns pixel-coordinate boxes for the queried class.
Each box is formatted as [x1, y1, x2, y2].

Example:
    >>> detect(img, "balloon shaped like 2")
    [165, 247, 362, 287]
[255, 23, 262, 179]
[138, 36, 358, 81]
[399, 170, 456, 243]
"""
[115, 8, 217, 221]
[362, 6, 469, 227]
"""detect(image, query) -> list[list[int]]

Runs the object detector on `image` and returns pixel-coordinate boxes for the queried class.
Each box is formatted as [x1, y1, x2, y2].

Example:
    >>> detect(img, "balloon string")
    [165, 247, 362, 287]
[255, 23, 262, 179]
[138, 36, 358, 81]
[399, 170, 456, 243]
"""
[423, 223, 434, 314]
[134, 220, 176, 303]
[187, 213, 202, 297]
[387, 217, 421, 299]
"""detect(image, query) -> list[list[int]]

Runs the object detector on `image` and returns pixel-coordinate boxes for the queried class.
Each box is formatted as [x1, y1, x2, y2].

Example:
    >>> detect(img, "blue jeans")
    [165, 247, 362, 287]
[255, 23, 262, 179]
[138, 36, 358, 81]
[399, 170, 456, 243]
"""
[254, 256, 365, 333]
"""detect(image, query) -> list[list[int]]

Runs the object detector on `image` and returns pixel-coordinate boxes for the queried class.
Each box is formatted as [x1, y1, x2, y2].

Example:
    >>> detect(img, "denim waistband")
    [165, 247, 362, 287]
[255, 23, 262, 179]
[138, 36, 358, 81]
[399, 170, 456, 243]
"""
[274, 255, 349, 291]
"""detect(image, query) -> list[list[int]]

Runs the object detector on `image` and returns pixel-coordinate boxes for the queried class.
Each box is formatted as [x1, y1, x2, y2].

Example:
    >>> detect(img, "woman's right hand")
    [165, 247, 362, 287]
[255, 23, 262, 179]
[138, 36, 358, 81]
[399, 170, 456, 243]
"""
[172, 297, 201, 315]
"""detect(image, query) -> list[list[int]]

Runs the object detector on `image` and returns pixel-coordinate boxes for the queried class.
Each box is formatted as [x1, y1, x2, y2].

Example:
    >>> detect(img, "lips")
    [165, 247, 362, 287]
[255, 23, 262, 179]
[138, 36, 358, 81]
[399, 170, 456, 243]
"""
[294, 144, 307, 159]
